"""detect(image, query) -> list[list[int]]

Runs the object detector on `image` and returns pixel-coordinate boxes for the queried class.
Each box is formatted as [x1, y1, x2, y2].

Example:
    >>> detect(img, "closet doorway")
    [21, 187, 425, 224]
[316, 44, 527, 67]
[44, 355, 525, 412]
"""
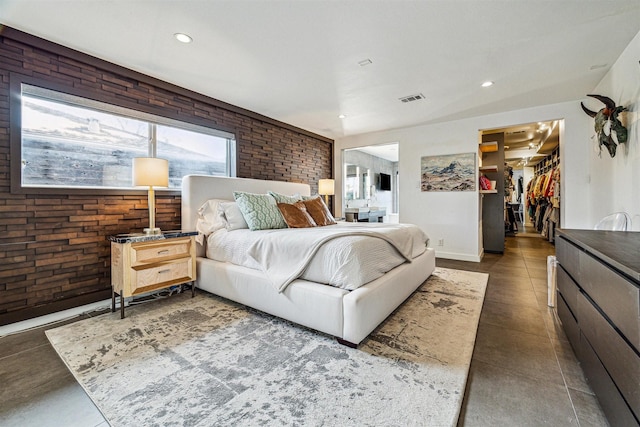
[480, 120, 561, 242]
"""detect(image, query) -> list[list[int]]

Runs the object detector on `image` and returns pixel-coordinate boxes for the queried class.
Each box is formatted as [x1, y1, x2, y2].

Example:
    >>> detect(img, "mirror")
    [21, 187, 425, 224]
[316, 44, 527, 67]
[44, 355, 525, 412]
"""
[345, 164, 371, 201]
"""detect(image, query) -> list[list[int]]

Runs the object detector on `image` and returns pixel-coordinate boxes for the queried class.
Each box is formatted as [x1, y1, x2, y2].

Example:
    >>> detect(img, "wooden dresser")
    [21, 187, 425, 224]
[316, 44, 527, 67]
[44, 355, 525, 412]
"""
[110, 231, 197, 318]
[555, 229, 640, 426]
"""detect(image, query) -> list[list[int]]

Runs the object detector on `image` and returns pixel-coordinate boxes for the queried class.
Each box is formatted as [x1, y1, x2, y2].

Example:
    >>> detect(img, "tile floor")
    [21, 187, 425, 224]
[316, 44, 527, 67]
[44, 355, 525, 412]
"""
[441, 230, 608, 426]
[0, 231, 608, 426]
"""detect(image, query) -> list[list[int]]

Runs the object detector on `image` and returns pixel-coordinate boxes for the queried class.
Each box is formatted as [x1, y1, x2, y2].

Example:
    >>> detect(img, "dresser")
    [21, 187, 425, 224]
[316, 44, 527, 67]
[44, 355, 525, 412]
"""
[110, 231, 197, 318]
[555, 229, 640, 426]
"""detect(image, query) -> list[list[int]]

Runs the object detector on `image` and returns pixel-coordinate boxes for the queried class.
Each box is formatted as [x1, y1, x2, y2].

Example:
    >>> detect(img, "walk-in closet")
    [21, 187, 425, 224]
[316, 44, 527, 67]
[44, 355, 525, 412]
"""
[480, 120, 561, 252]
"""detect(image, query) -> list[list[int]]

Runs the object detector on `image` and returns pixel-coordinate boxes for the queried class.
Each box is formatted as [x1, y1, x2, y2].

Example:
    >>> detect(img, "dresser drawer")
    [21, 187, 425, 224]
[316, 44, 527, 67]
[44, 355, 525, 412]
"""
[556, 293, 580, 355]
[131, 238, 192, 265]
[556, 236, 580, 282]
[579, 331, 639, 427]
[579, 250, 640, 351]
[131, 258, 194, 295]
[557, 266, 579, 318]
[578, 290, 640, 419]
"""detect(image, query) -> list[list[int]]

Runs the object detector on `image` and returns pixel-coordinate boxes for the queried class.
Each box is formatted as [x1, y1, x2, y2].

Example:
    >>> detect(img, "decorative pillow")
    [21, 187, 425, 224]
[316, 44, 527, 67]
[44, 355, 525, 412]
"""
[301, 193, 320, 201]
[233, 191, 287, 231]
[302, 196, 337, 226]
[268, 191, 302, 204]
[277, 202, 317, 228]
[196, 199, 228, 243]
[219, 201, 249, 230]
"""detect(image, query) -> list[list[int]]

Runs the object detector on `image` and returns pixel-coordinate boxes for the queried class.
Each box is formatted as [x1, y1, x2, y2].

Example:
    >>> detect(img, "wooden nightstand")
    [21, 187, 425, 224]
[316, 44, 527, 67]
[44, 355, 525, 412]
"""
[109, 231, 198, 318]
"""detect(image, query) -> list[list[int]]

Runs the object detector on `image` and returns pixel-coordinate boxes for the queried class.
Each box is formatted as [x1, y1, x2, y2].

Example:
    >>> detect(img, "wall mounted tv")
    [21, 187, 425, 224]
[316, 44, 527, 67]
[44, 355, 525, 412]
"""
[378, 173, 391, 191]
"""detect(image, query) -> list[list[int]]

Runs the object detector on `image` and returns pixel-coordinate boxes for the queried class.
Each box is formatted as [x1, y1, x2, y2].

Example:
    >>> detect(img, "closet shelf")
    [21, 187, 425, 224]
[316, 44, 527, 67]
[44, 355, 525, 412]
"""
[479, 189, 498, 194]
[479, 141, 498, 153]
[479, 165, 499, 172]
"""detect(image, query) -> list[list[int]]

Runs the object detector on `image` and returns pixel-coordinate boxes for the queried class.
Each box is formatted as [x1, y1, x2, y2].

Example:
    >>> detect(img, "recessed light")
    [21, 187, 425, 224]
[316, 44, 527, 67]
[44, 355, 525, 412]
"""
[174, 33, 193, 43]
[481, 81, 494, 88]
[338, 114, 347, 119]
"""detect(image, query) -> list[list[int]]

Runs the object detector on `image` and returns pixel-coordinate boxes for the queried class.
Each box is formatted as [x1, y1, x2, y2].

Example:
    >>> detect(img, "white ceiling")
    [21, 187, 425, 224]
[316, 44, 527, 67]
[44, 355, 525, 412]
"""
[2, 1, 640, 140]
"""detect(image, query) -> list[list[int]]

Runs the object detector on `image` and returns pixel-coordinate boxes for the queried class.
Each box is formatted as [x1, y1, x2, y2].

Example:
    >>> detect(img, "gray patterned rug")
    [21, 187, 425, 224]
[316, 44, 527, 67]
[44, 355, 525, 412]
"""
[46, 267, 487, 427]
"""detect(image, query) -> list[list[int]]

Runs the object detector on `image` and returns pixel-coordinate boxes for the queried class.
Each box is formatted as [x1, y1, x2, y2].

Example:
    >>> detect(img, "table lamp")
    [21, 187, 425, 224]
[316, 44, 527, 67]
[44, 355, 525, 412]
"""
[318, 178, 335, 206]
[133, 157, 169, 234]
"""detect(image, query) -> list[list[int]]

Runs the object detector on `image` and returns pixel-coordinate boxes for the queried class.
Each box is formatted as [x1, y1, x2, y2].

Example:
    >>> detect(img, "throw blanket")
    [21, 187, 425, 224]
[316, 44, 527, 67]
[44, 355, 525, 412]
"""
[248, 223, 427, 292]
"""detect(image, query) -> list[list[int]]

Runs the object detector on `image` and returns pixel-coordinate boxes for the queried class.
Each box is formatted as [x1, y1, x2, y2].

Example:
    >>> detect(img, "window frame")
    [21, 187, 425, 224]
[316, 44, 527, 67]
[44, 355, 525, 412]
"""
[10, 73, 238, 195]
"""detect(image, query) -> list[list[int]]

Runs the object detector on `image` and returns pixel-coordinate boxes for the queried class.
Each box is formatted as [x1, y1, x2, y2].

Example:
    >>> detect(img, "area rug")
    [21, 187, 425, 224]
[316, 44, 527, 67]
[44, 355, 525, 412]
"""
[46, 267, 488, 427]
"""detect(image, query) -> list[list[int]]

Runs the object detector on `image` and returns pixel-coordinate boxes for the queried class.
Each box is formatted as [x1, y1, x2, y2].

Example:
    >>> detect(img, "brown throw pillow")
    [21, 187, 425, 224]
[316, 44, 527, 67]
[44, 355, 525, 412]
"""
[277, 202, 317, 228]
[302, 196, 337, 226]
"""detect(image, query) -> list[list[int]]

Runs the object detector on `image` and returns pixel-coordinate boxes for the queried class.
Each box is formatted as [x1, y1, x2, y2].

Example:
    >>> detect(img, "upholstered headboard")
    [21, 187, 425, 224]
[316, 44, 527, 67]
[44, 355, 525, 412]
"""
[181, 175, 311, 255]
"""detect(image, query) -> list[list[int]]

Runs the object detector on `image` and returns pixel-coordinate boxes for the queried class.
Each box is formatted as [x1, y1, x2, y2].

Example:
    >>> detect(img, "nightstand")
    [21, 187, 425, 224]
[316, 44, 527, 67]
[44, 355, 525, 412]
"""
[109, 231, 198, 318]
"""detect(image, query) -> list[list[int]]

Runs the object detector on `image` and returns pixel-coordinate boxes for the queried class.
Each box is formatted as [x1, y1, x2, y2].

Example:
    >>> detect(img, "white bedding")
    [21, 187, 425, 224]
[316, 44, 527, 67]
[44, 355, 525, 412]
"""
[207, 222, 428, 292]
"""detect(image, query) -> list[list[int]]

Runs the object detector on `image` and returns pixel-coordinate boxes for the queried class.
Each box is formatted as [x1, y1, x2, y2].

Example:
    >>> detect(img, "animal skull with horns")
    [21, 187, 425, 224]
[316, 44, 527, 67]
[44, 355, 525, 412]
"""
[581, 94, 628, 158]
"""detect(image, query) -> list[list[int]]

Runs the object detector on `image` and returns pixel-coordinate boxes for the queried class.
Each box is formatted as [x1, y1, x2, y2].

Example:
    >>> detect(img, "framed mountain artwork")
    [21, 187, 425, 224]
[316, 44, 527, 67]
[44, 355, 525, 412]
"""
[420, 153, 476, 192]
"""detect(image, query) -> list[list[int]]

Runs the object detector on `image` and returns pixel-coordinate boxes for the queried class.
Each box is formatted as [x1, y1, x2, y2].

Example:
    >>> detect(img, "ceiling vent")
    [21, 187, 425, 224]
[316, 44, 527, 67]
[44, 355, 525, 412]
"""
[399, 93, 425, 103]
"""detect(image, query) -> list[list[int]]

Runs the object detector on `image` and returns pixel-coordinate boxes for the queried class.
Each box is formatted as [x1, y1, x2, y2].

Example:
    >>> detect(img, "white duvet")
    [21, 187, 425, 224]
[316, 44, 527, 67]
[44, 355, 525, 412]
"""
[206, 222, 428, 292]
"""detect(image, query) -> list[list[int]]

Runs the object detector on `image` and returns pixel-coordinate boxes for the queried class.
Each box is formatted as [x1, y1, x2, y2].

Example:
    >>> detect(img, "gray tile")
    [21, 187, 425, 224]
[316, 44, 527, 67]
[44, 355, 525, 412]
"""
[459, 360, 578, 426]
[527, 265, 549, 279]
[484, 281, 539, 309]
[568, 388, 610, 427]
[530, 277, 549, 292]
[0, 374, 106, 427]
[541, 307, 570, 343]
[0, 328, 47, 360]
[0, 343, 72, 408]
[484, 263, 531, 278]
[0, 316, 87, 360]
[479, 299, 548, 338]
[524, 258, 548, 270]
[534, 289, 553, 311]
[487, 273, 533, 288]
[552, 338, 592, 394]
[473, 323, 565, 386]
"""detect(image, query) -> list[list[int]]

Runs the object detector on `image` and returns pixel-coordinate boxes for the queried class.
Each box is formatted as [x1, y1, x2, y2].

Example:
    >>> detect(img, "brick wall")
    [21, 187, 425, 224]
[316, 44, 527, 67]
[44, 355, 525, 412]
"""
[0, 27, 333, 325]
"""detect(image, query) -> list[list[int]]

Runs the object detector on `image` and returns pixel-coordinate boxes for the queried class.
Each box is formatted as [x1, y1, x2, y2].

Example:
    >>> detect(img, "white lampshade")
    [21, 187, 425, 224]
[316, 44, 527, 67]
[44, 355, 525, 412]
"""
[132, 157, 169, 187]
[318, 179, 335, 196]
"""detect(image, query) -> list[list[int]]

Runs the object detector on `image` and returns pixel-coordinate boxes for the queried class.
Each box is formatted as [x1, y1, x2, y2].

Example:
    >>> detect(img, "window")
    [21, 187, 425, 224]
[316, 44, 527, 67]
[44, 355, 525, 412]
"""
[19, 84, 236, 191]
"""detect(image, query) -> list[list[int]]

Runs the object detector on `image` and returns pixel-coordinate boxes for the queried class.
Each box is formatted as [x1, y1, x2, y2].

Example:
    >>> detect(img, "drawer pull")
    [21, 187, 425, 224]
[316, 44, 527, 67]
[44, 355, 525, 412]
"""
[157, 250, 170, 255]
[158, 269, 171, 274]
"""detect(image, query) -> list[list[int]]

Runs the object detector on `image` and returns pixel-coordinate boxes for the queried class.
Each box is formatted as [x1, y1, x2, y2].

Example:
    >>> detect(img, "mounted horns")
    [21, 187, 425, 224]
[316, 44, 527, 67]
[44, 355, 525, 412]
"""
[580, 94, 616, 117]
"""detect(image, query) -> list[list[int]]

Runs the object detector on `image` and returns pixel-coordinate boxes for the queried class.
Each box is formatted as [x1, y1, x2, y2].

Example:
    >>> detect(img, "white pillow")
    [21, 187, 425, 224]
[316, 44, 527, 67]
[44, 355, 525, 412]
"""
[196, 199, 228, 243]
[219, 201, 249, 230]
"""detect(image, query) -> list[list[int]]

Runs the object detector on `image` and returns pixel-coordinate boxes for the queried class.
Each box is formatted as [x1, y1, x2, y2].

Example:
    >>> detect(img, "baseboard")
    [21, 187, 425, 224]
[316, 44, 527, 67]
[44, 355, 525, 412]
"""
[435, 250, 482, 263]
[0, 298, 112, 337]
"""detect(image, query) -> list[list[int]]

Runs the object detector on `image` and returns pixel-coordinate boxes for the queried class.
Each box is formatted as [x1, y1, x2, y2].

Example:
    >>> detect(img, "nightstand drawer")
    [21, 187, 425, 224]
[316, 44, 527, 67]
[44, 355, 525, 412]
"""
[131, 238, 192, 265]
[131, 258, 194, 295]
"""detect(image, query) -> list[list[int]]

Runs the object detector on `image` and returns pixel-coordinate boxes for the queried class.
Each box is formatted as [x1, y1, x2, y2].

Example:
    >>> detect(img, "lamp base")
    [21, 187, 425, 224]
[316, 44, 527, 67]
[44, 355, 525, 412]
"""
[143, 227, 162, 235]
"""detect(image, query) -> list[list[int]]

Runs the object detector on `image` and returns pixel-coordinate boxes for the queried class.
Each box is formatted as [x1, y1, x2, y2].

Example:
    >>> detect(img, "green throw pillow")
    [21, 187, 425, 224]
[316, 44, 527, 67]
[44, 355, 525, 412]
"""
[233, 191, 287, 231]
[267, 191, 302, 204]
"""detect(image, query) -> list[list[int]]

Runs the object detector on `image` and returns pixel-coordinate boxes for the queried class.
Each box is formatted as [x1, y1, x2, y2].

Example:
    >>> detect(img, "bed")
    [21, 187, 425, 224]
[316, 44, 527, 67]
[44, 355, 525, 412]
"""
[181, 175, 436, 347]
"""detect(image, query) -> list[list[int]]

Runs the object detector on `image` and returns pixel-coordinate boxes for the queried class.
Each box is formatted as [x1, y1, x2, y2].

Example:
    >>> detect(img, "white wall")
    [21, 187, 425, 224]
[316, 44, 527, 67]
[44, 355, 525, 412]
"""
[588, 30, 640, 230]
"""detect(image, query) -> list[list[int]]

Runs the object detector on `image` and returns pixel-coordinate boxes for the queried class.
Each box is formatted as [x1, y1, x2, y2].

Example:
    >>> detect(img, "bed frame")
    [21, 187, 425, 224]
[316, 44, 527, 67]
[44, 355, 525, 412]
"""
[181, 175, 436, 347]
